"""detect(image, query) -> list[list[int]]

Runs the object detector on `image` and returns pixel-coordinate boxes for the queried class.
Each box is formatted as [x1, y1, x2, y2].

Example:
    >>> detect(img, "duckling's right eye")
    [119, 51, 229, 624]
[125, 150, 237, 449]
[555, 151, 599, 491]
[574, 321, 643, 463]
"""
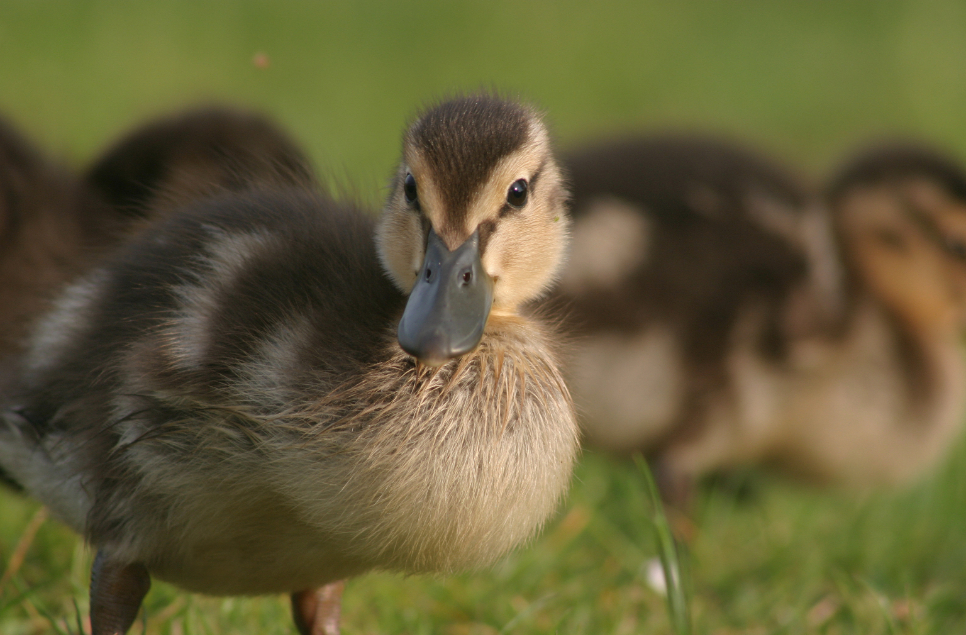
[404, 174, 418, 205]
[507, 179, 528, 208]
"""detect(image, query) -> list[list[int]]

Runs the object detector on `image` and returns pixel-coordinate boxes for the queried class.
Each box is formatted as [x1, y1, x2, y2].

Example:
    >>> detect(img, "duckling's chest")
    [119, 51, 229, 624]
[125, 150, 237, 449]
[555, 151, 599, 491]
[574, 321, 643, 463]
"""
[120, 345, 578, 594]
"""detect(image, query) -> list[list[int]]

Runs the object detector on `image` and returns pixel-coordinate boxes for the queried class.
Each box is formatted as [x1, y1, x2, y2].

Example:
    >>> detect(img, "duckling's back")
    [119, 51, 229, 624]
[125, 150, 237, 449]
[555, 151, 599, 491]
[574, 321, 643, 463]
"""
[1, 189, 395, 580]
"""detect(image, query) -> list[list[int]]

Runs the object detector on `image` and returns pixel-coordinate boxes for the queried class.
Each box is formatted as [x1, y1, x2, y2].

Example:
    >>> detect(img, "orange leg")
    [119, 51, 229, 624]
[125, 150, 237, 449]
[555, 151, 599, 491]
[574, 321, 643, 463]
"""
[89, 550, 151, 635]
[291, 581, 346, 635]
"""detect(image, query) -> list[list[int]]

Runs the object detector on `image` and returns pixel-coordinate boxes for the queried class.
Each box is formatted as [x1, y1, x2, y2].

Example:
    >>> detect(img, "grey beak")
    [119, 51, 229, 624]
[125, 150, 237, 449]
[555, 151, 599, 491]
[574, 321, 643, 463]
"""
[397, 228, 493, 366]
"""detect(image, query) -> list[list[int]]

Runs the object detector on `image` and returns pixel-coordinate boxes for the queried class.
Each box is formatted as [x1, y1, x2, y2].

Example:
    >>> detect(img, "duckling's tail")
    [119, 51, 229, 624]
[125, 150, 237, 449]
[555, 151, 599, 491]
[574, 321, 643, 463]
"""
[0, 466, 22, 492]
[0, 409, 91, 530]
[0, 409, 36, 493]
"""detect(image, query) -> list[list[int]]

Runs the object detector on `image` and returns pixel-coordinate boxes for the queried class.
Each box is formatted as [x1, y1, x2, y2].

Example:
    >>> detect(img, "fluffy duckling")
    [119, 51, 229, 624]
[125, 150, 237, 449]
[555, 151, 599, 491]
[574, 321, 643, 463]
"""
[0, 116, 107, 363]
[0, 107, 313, 364]
[84, 106, 317, 222]
[0, 95, 578, 635]
[553, 135, 966, 501]
[811, 142, 966, 483]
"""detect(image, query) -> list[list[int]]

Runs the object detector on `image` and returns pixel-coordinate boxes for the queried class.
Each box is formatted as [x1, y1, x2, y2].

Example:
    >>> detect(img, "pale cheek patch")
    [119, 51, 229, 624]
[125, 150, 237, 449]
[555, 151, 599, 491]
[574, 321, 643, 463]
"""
[560, 197, 651, 294]
[484, 204, 568, 309]
[474, 144, 569, 309]
[376, 208, 424, 293]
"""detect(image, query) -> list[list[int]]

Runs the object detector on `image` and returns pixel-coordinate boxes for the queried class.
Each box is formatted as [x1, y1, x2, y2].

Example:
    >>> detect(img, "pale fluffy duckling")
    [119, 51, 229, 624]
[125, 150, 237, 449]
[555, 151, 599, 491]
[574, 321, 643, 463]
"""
[0, 95, 578, 635]
[808, 142, 966, 484]
[553, 135, 966, 501]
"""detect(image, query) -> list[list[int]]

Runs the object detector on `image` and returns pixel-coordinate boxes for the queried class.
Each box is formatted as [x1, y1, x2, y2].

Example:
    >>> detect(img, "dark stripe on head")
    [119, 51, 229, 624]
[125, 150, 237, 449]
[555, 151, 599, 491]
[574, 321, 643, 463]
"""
[477, 219, 497, 253]
[407, 95, 532, 224]
[827, 143, 966, 205]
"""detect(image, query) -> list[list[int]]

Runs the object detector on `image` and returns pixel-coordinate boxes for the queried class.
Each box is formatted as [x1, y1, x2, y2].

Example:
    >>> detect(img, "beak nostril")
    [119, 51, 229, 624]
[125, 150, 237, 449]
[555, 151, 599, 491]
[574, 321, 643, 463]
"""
[398, 228, 492, 363]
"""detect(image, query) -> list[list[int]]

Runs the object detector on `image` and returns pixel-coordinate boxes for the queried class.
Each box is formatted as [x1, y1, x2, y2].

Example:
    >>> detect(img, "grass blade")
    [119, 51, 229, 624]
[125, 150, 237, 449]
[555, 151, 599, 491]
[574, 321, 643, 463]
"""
[634, 454, 692, 635]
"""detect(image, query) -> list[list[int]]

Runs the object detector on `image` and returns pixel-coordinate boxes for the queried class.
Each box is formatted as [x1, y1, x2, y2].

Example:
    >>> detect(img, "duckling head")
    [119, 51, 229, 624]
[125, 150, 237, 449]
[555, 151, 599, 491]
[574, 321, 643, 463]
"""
[830, 143, 966, 331]
[376, 95, 569, 366]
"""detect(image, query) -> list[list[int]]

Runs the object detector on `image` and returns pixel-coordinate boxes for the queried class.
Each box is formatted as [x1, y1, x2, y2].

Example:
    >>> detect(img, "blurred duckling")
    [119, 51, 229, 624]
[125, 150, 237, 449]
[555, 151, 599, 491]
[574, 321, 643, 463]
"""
[0, 106, 313, 363]
[0, 95, 578, 635]
[0, 109, 316, 489]
[84, 106, 318, 223]
[0, 117, 102, 363]
[811, 142, 966, 483]
[553, 135, 966, 501]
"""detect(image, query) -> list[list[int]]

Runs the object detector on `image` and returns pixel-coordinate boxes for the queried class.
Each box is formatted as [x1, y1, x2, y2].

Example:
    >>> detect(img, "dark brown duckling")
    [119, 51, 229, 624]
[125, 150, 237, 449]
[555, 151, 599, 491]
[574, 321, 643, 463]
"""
[0, 116, 106, 363]
[84, 106, 318, 224]
[0, 95, 578, 635]
[552, 135, 966, 502]
[0, 106, 314, 363]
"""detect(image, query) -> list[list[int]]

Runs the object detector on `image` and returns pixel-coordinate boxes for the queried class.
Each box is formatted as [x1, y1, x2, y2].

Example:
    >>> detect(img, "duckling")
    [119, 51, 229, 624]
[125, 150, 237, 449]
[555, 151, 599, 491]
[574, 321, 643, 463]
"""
[549, 135, 820, 499]
[84, 106, 317, 223]
[805, 142, 966, 484]
[0, 106, 313, 365]
[0, 95, 578, 635]
[0, 116, 112, 365]
[553, 135, 966, 501]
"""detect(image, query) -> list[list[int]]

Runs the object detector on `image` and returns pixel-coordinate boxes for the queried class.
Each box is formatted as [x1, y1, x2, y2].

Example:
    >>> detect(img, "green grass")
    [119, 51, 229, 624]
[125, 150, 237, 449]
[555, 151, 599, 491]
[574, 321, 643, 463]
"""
[3, 1, 966, 633]
[3, 440, 966, 634]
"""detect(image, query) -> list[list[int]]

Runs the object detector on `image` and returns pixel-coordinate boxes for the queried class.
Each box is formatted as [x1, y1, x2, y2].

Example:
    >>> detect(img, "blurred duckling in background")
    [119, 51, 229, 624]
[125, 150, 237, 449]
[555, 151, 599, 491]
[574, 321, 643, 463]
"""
[0, 117, 111, 363]
[0, 106, 314, 365]
[84, 106, 318, 222]
[815, 142, 966, 482]
[0, 95, 578, 635]
[553, 135, 966, 503]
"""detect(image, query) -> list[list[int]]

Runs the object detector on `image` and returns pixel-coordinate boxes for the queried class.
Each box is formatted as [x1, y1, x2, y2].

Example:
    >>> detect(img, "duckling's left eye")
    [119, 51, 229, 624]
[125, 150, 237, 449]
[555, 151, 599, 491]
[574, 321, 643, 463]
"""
[507, 179, 528, 208]
[946, 237, 966, 260]
[404, 174, 418, 205]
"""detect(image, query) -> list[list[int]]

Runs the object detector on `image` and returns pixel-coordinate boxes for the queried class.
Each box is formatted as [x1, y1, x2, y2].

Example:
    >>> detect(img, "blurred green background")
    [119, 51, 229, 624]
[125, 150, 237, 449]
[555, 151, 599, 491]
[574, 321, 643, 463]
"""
[3, 1, 966, 633]
[4, 1, 966, 192]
